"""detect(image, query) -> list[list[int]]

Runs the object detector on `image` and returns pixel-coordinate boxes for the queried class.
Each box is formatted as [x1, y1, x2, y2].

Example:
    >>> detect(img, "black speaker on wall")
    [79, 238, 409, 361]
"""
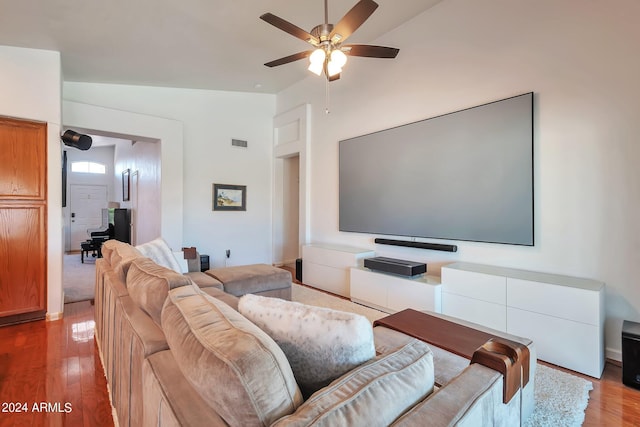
[61, 130, 92, 151]
[295, 258, 302, 282]
[374, 238, 458, 252]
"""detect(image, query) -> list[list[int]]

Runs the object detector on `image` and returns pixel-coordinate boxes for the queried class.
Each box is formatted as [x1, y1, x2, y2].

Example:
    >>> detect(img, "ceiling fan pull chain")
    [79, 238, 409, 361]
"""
[325, 77, 331, 114]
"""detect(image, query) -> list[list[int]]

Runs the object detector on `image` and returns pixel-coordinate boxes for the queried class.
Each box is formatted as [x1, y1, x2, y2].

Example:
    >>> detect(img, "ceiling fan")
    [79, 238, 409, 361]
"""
[261, 0, 399, 81]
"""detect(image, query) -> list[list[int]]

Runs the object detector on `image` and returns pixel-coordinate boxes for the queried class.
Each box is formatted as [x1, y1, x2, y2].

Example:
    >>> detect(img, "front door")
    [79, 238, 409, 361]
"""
[69, 184, 107, 250]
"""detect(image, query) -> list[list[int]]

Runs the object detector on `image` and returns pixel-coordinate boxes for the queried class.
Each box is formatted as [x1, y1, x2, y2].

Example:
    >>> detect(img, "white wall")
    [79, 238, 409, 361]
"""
[113, 139, 161, 245]
[0, 46, 63, 318]
[64, 83, 276, 266]
[276, 0, 640, 359]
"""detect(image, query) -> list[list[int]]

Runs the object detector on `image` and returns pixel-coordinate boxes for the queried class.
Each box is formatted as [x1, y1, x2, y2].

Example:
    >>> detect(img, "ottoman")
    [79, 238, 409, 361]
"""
[205, 264, 292, 300]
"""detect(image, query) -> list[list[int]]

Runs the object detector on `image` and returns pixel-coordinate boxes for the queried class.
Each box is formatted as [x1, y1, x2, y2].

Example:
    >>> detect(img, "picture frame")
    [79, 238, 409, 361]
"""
[122, 169, 130, 201]
[213, 183, 246, 211]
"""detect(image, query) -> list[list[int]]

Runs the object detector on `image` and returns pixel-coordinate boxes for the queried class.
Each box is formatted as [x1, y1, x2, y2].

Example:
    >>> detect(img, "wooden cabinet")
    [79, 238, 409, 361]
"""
[441, 262, 605, 378]
[0, 117, 47, 325]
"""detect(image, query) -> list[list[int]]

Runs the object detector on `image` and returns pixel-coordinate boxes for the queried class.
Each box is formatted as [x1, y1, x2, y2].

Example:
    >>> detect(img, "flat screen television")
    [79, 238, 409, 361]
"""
[339, 92, 534, 246]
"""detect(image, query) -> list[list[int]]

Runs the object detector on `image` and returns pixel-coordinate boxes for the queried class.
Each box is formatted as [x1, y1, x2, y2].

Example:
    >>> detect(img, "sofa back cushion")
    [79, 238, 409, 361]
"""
[102, 239, 143, 282]
[162, 285, 303, 427]
[127, 257, 193, 326]
[272, 339, 434, 427]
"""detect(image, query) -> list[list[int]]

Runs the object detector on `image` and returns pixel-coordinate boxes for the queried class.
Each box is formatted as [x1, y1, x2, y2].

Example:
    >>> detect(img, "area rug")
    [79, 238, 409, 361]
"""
[63, 253, 96, 303]
[291, 283, 593, 426]
[524, 364, 593, 427]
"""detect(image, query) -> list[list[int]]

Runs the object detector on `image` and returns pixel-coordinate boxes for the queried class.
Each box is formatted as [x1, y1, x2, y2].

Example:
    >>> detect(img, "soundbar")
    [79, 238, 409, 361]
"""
[374, 238, 458, 252]
[364, 257, 427, 277]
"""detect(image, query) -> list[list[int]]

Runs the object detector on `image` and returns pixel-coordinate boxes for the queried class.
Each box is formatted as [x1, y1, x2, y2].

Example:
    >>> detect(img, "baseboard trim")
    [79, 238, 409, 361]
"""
[46, 311, 64, 321]
[606, 347, 622, 363]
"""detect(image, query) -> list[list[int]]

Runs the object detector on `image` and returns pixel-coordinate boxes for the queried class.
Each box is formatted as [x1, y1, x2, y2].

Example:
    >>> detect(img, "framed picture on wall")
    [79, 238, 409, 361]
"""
[122, 169, 130, 201]
[213, 183, 246, 211]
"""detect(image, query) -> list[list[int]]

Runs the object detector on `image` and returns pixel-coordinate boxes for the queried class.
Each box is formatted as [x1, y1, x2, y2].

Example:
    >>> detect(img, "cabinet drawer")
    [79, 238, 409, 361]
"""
[350, 267, 388, 307]
[442, 292, 506, 332]
[441, 267, 506, 305]
[387, 279, 441, 313]
[507, 278, 600, 325]
[302, 245, 373, 269]
[507, 307, 603, 377]
[303, 263, 349, 297]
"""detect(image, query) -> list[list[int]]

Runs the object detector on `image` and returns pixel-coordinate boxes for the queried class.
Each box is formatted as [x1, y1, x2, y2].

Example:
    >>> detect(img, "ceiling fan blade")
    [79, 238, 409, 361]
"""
[328, 73, 341, 82]
[342, 44, 399, 58]
[260, 13, 319, 45]
[329, 0, 378, 43]
[264, 51, 313, 67]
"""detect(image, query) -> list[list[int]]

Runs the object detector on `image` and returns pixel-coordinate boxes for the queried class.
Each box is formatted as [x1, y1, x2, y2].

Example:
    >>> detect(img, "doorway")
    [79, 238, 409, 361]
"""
[69, 184, 107, 250]
[271, 103, 310, 267]
[281, 155, 300, 267]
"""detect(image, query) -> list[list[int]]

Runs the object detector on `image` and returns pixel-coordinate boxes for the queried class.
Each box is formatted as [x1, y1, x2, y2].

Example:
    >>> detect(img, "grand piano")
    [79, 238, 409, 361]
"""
[81, 208, 130, 263]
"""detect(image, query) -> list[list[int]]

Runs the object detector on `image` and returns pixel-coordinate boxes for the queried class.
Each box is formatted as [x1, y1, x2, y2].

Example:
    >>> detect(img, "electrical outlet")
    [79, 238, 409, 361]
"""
[226, 249, 231, 259]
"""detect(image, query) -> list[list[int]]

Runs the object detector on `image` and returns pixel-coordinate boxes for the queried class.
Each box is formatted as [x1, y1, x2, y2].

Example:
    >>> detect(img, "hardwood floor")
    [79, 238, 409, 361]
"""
[582, 361, 640, 426]
[0, 301, 113, 427]
[1, 295, 640, 426]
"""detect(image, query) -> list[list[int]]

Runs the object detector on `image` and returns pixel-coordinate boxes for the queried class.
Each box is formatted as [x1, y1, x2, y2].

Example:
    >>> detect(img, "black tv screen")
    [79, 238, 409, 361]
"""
[339, 92, 534, 246]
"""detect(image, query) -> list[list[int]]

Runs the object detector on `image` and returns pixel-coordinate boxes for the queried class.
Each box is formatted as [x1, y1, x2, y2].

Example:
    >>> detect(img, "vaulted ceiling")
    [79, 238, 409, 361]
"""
[0, 0, 442, 93]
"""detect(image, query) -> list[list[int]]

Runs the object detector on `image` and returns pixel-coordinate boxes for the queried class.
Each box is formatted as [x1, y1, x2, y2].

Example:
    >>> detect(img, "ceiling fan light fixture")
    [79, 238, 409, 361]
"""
[262, 0, 399, 84]
[308, 48, 326, 75]
[330, 49, 347, 68]
[327, 60, 342, 77]
[309, 48, 326, 65]
[308, 61, 324, 76]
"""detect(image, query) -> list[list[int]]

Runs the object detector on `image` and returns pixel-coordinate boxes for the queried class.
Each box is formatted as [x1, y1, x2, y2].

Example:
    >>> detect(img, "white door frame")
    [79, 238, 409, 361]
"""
[272, 104, 311, 265]
[130, 170, 139, 245]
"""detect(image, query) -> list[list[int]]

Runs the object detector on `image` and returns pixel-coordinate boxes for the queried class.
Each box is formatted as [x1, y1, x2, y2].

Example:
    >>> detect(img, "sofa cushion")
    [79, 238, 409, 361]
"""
[185, 271, 224, 289]
[239, 294, 375, 397]
[162, 285, 303, 426]
[136, 237, 182, 273]
[102, 239, 143, 282]
[200, 286, 240, 311]
[272, 339, 434, 427]
[126, 257, 193, 326]
[205, 264, 291, 296]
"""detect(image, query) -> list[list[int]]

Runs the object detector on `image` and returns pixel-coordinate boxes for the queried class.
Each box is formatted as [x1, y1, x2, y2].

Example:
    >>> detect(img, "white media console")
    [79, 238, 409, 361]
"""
[302, 244, 375, 297]
[441, 262, 605, 378]
[302, 244, 605, 378]
[350, 266, 442, 314]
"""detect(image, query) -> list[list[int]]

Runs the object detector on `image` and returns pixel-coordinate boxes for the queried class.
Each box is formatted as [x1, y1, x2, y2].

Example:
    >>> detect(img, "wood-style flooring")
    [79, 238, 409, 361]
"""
[0, 301, 113, 427]
[1, 297, 640, 426]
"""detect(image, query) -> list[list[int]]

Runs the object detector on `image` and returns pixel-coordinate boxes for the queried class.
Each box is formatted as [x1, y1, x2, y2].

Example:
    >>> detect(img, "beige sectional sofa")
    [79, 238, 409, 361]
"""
[94, 240, 535, 426]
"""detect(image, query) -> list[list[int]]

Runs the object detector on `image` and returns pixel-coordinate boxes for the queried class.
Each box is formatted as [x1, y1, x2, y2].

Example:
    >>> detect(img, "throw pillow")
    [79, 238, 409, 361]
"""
[238, 294, 375, 397]
[136, 237, 182, 273]
[172, 251, 189, 273]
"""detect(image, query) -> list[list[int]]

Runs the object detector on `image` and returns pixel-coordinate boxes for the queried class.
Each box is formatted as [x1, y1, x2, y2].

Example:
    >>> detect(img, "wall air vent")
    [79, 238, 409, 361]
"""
[231, 138, 248, 148]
